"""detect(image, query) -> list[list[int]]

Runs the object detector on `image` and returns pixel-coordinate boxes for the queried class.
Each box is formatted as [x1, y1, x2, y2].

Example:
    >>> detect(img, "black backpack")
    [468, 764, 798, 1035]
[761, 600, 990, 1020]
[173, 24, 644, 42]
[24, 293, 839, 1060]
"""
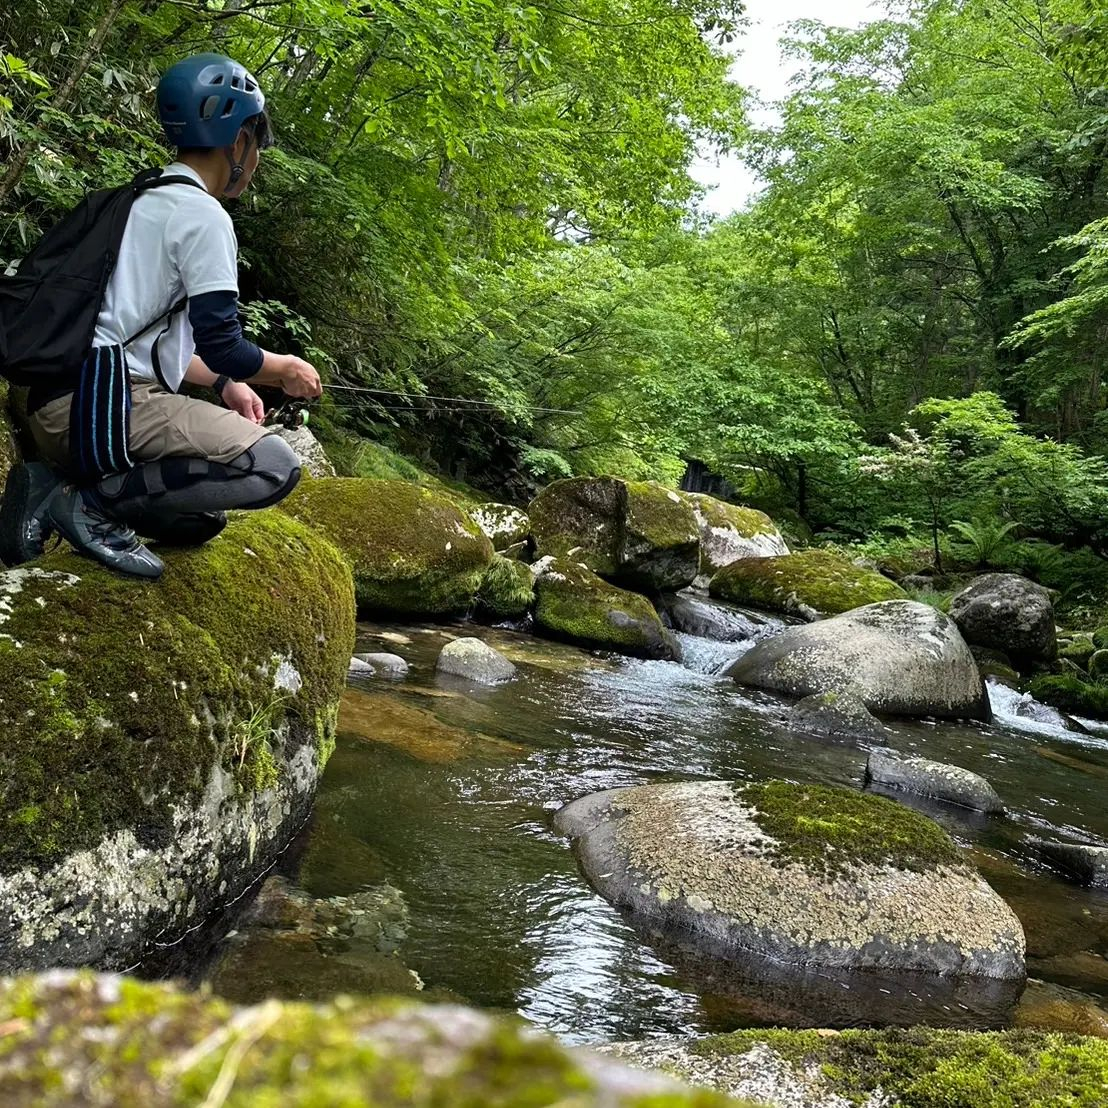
[0, 167, 205, 388]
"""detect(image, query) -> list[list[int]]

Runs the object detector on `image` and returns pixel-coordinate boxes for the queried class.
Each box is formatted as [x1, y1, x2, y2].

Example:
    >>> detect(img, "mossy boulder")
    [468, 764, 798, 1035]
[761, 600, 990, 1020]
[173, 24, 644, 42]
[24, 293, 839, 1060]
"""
[470, 502, 531, 551]
[555, 780, 1025, 978]
[604, 1027, 1108, 1108]
[679, 492, 788, 578]
[533, 557, 681, 660]
[1059, 634, 1096, 669]
[529, 477, 700, 590]
[0, 972, 748, 1106]
[0, 512, 354, 972]
[1028, 674, 1108, 720]
[949, 573, 1057, 668]
[474, 554, 534, 620]
[728, 600, 991, 721]
[278, 477, 493, 616]
[709, 549, 906, 620]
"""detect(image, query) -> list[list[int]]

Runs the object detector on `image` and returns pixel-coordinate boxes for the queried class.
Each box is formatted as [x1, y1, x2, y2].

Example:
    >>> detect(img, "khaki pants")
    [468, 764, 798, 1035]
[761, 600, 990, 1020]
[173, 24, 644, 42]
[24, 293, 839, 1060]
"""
[29, 378, 271, 472]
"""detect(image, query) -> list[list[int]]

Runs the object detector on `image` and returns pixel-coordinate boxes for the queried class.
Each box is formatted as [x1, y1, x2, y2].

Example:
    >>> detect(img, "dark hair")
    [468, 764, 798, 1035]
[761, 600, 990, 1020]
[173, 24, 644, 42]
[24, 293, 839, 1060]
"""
[174, 112, 272, 155]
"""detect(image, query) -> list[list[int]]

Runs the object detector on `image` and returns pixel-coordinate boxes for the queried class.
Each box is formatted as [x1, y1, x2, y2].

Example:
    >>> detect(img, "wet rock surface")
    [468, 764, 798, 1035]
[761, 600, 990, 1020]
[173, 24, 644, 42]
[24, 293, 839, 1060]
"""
[661, 592, 782, 643]
[555, 779, 1025, 978]
[1034, 840, 1108, 887]
[435, 636, 518, 684]
[352, 651, 410, 678]
[787, 689, 890, 743]
[728, 600, 990, 721]
[866, 749, 1005, 813]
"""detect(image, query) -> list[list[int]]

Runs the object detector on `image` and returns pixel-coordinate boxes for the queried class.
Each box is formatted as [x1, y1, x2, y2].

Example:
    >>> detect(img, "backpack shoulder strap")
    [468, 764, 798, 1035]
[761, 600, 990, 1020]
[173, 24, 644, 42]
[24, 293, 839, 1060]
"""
[131, 168, 208, 195]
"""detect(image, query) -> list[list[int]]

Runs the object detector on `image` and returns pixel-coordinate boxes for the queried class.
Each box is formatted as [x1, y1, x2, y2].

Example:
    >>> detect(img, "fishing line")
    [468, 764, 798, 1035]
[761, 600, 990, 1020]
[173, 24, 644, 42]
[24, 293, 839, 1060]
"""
[325, 383, 579, 415]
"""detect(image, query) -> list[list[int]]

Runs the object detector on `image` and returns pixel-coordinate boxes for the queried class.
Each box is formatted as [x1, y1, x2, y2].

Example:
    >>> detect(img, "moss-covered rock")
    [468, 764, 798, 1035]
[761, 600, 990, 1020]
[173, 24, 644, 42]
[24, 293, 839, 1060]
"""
[529, 477, 700, 590]
[1028, 674, 1108, 719]
[533, 557, 681, 660]
[555, 780, 1025, 977]
[679, 492, 788, 577]
[0, 512, 354, 972]
[470, 502, 531, 551]
[475, 554, 535, 620]
[279, 477, 493, 616]
[709, 549, 906, 620]
[605, 1027, 1108, 1108]
[0, 972, 748, 1106]
[0, 380, 19, 490]
[1059, 635, 1096, 669]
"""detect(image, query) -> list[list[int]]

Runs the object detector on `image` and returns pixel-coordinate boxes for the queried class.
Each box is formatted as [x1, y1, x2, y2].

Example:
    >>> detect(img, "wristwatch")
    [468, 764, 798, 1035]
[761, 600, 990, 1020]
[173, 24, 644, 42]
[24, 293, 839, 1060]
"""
[213, 374, 231, 400]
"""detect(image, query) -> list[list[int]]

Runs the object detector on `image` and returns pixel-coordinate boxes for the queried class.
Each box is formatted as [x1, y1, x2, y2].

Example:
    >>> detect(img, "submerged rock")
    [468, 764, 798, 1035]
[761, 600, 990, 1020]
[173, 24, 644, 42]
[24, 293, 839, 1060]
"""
[352, 652, 409, 678]
[728, 600, 990, 721]
[555, 780, 1025, 978]
[949, 573, 1057, 666]
[532, 557, 680, 661]
[1034, 840, 1108, 887]
[788, 689, 889, 743]
[348, 656, 377, 677]
[529, 476, 700, 591]
[435, 637, 517, 684]
[709, 549, 906, 621]
[0, 973, 733, 1105]
[866, 750, 1005, 813]
[279, 477, 493, 616]
[1013, 979, 1108, 1039]
[0, 513, 354, 973]
[679, 492, 788, 578]
[603, 1026, 1108, 1108]
[470, 502, 531, 551]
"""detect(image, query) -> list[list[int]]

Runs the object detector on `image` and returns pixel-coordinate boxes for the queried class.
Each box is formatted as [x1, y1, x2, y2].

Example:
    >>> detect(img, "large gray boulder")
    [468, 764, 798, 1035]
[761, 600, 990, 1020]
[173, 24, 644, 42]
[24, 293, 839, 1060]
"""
[435, 637, 517, 684]
[866, 750, 1005, 813]
[1034, 839, 1108, 887]
[678, 492, 788, 579]
[788, 689, 889, 743]
[727, 600, 991, 721]
[277, 425, 336, 478]
[555, 780, 1025, 978]
[949, 573, 1056, 667]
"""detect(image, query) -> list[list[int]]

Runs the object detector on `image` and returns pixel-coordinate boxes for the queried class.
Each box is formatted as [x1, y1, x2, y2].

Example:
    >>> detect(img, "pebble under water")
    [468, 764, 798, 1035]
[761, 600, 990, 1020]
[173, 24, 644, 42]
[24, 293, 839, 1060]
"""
[202, 618, 1108, 1045]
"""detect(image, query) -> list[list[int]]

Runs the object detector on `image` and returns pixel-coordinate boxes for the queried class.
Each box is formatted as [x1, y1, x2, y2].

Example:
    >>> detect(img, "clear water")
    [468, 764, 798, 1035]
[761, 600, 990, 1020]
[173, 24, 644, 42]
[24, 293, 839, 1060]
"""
[207, 619, 1108, 1044]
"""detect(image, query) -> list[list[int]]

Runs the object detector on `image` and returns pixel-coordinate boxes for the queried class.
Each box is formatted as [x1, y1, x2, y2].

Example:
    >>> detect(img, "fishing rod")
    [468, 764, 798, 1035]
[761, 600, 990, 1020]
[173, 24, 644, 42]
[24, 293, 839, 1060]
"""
[325, 383, 580, 416]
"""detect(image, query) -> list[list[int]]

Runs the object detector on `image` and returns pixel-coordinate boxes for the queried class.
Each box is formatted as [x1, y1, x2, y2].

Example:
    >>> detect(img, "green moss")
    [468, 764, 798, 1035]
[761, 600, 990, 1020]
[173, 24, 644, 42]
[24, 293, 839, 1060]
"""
[740, 781, 963, 878]
[0, 510, 355, 872]
[1092, 626, 1108, 651]
[1029, 674, 1108, 718]
[624, 482, 699, 549]
[1059, 636, 1096, 669]
[533, 557, 677, 660]
[475, 555, 534, 620]
[694, 1027, 1108, 1107]
[681, 493, 777, 540]
[529, 476, 625, 574]
[709, 549, 906, 618]
[0, 380, 19, 490]
[278, 477, 493, 616]
[0, 974, 744, 1106]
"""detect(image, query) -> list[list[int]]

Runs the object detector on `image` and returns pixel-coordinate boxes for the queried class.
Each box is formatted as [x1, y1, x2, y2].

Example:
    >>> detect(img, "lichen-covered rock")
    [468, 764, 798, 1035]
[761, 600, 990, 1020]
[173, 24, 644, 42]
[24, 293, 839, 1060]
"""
[533, 557, 681, 660]
[604, 1027, 1108, 1108]
[728, 601, 991, 721]
[277, 425, 336, 478]
[555, 780, 1024, 977]
[474, 554, 534, 620]
[866, 750, 1005, 813]
[279, 477, 493, 616]
[0, 512, 355, 972]
[660, 593, 780, 643]
[679, 492, 788, 578]
[0, 973, 745, 1106]
[529, 477, 700, 590]
[436, 637, 517, 685]
[949, 573, 1057, 666]
[709, 550, 906, 621]
[1034, 839, 1108, 887]
[470, 502, 531, 550]
[788, 689, 889, 743]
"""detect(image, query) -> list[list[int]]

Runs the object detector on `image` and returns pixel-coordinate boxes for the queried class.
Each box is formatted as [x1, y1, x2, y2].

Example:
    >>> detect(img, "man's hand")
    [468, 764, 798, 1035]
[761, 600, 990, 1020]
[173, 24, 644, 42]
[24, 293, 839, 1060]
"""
[277, 355, 322, 398]
[221, 380, 266, 423]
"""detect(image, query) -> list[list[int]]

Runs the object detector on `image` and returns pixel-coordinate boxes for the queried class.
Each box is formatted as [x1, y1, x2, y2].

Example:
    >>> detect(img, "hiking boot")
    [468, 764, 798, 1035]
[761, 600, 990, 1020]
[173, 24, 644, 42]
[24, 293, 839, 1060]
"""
[0, 462, 61, 567]
[47, 486, 164, 579]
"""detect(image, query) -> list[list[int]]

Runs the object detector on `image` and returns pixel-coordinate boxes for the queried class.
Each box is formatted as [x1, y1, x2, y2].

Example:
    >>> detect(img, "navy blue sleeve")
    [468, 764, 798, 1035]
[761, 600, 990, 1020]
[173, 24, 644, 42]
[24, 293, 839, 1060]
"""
[188, 290, 264, 380]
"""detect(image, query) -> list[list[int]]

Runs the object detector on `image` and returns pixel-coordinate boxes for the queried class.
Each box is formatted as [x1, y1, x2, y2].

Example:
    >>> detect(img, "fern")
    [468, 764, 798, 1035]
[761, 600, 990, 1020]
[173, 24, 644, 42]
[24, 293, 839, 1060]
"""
[949, 518, 1018, 568]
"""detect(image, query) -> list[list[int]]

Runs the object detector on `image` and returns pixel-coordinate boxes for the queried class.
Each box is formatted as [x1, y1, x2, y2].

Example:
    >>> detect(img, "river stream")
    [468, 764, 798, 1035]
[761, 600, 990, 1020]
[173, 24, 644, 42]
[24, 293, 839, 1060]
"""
[201, 615, 1108, 1045]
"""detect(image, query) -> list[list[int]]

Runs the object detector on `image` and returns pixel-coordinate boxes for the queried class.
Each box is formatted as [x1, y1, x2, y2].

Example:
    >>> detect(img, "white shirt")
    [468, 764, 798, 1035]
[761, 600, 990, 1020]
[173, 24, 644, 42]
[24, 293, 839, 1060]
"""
[93, 162, 239, 392]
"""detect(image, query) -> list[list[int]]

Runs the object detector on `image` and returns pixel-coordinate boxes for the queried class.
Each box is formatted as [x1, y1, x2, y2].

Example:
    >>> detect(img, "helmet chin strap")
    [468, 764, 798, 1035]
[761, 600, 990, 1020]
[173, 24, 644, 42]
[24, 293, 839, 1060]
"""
[221, 130, 257, 196]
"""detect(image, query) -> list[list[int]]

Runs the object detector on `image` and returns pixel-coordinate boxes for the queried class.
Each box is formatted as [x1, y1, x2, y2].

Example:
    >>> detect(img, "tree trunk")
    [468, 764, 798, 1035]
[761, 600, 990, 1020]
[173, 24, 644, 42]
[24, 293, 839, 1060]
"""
[0, 0, 127, 209]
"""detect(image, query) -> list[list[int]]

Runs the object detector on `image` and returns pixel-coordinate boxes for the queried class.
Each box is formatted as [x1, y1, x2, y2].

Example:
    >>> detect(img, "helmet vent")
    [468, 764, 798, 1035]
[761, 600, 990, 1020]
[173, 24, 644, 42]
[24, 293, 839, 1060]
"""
[231, 75, 242, 90]
[221, 98, 236, 118]
[210, 74, 224, 86]
[200, 94, 220, 120]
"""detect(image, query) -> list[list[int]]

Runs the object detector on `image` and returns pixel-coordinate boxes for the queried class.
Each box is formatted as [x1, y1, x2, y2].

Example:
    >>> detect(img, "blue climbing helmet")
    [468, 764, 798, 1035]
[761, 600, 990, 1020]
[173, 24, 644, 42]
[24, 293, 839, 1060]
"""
[157, 53, 271, 149]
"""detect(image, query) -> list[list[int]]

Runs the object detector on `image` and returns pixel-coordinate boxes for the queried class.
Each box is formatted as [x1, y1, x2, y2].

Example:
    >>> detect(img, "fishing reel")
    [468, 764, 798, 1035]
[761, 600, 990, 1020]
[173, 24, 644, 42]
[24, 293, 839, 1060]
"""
[265, 399, 312, 430]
